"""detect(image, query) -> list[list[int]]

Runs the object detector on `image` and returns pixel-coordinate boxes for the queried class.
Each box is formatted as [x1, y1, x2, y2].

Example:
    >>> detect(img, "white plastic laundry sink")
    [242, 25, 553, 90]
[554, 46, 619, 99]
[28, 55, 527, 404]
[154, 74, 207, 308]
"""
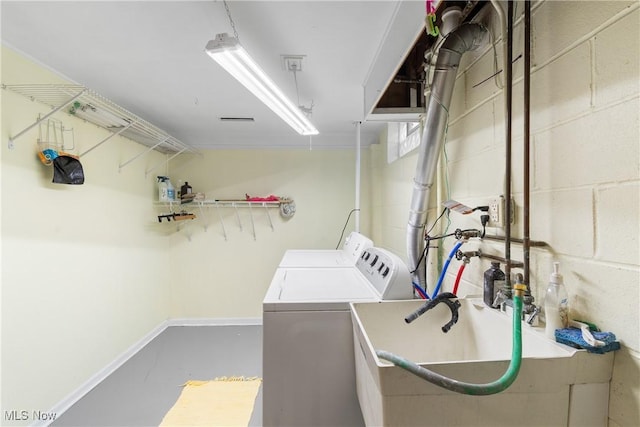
[351, 299, 615, 426]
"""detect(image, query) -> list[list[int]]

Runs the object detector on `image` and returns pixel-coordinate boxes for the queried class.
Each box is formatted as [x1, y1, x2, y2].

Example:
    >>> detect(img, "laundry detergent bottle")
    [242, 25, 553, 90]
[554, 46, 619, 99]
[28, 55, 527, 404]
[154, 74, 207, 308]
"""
[544, 262, 569, 339]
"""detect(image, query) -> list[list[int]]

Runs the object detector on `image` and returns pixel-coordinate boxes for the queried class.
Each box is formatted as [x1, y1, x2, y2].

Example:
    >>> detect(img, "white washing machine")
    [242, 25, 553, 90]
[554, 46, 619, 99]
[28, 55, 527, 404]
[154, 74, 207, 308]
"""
[278, 231, 373, 268]
[263, 247, 412, 427]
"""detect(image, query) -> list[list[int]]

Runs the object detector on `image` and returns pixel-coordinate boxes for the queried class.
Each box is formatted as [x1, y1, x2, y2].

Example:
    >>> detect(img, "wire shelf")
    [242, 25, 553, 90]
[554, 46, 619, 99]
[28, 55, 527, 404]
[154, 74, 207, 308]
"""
[3, 83, 197, 156]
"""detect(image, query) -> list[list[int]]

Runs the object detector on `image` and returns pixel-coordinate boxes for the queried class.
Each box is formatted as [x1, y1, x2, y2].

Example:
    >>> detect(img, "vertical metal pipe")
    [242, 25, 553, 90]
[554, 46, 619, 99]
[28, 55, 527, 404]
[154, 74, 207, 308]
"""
[523, 0, 532, 291]
[504, 1, 514, 290]
[355, 121, 361, 232]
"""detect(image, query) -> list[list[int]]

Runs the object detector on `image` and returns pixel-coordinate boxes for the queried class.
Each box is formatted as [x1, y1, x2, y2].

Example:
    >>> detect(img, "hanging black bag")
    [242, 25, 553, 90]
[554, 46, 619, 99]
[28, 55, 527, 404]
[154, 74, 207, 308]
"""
[52, 154, 85, 185]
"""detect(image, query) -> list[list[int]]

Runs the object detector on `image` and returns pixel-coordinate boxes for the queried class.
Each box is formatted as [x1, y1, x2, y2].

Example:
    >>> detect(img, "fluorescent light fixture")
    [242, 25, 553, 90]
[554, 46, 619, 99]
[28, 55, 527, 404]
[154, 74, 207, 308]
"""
[205, 33, 319, 136]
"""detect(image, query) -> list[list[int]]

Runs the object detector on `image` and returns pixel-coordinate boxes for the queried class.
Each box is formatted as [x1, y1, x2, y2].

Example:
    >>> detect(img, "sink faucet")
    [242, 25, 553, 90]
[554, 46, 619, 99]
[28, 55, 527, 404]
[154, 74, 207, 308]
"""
[404, 292, 461, 333]
[493, 273, 539, 325]
[525, 305, 540, 325]
[522, 290, 539, 325]
[493, 287, 511, 309]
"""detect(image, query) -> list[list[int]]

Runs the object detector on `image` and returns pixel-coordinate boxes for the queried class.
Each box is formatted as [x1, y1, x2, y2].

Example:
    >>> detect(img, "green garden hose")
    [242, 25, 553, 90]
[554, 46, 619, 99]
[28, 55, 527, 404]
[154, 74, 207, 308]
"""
[376, 283, 527, 396]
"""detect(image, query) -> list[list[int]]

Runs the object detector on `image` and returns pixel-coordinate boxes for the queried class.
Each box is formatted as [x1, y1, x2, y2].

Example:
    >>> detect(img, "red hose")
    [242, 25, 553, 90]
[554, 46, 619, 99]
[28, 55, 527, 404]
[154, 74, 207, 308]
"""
[452, 263, 466, 296]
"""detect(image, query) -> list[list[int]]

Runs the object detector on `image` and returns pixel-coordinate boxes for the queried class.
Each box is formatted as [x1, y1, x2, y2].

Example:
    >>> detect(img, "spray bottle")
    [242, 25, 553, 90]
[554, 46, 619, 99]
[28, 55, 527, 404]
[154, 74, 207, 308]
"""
[544, 262, 569, 340]
[157, 176, 169, 202]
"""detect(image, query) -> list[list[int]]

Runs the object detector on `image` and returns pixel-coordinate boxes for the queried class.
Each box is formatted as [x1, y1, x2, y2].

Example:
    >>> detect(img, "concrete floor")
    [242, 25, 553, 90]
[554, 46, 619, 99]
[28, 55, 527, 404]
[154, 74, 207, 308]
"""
[52, 325, 263, 427]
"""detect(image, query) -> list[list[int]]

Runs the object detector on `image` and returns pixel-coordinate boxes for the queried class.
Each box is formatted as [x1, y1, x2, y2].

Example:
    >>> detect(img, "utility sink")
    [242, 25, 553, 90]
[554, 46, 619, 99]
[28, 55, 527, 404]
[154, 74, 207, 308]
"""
[351, 299, 615, 426]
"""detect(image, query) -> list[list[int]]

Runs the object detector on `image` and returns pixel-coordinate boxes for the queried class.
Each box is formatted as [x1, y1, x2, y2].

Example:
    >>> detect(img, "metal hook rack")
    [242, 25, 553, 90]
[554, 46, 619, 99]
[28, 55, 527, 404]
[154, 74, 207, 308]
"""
[3, 83, 198, 165]
[155, 199, 289, 241]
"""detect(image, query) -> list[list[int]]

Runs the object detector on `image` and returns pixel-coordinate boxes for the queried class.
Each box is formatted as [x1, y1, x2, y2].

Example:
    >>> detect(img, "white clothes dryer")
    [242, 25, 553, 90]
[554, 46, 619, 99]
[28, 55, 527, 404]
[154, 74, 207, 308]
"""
[278, 231, 373, 268]
[263, 247, 412, 427]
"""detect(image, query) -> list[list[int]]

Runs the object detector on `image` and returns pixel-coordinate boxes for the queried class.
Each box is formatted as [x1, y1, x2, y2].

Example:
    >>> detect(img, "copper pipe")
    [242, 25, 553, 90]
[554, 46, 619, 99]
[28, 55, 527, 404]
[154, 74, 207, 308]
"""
[483, 235, 547, 247]
[504, 1, 514, 289]
[523, 0, 532, 293]
[478, 252, 523, 269]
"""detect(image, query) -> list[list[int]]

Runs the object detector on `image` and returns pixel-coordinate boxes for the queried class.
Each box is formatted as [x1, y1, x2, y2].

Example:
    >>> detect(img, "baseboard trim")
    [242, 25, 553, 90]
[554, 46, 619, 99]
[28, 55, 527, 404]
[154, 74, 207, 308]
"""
[35, 320, 169, 427]
[36, 317, 263, 426]
[168, 317, 263, 326]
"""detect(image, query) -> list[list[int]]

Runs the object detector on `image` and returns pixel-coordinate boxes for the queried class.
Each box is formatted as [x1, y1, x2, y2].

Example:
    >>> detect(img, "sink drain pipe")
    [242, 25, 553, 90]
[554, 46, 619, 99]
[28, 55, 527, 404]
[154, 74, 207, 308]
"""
[377, 282, 527, 395]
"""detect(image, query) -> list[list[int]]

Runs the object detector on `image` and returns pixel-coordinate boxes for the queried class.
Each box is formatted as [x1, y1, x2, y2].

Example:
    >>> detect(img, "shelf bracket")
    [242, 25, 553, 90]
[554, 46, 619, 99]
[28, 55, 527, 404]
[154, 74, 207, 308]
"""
[232, 203, 243, 232]
[249, 203, 256, 240]
[215, 201, 228, 241]
[7, 88, 86, 149]
[263, 202, 275, 231]
[119, 137, 169, 172]
[145, 147, 187, 177]
[166, 201, 177, 213]
[79, 120, 135, 157]
[177, 221, 192, 241]
[196, 201, 209, 232]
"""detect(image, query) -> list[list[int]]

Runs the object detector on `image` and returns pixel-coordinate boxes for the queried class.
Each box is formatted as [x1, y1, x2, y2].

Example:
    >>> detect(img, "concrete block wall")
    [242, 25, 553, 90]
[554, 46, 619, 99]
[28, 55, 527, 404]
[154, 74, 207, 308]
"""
[369, 1, 639, 425]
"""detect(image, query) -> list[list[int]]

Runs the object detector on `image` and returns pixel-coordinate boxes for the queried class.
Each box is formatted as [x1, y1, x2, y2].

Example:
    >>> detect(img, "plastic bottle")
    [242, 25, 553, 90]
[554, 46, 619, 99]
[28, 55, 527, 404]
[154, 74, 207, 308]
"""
[180, 181, 192, 199]
[166, 178, 176, 201]
[483, 262, 505, 308]
[544, 262, 569, 340]
[157, 176, 169, 201]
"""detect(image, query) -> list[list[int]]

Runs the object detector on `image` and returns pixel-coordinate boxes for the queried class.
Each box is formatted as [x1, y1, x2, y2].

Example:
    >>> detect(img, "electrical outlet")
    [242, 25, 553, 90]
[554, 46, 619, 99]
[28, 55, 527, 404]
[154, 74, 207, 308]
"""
[489, 197, 502, 225]
[488, 196, 515, 227]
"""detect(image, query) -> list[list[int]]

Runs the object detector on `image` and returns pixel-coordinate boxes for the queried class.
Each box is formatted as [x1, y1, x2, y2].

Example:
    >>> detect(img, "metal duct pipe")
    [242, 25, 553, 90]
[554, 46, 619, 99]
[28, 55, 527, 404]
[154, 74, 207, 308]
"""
[489, 0, 508, 89]
[407, 23, 487, 289]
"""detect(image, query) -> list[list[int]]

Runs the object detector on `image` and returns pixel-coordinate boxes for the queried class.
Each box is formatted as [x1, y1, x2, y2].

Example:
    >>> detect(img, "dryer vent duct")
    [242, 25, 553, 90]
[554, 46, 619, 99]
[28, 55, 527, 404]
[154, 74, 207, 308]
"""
[407, 23, 487, 288]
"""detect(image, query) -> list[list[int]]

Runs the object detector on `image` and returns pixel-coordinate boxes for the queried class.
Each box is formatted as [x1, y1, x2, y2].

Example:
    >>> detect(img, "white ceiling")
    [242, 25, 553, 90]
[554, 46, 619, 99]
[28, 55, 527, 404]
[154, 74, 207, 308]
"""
[1, 1, 425, 150]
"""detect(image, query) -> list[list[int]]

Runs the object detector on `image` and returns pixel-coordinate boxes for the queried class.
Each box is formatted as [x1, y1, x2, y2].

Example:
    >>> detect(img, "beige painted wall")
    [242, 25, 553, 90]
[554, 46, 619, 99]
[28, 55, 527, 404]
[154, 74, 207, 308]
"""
[0, 45, 369, 420]
[370, 2, 639, 425]
[1, 47, 172, 424]
[168, 148, 370, 318]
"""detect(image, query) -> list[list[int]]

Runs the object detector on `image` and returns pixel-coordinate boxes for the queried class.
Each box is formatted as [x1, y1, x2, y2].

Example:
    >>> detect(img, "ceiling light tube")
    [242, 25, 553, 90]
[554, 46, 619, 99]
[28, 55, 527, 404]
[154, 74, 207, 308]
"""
[205, 33, 319, 136]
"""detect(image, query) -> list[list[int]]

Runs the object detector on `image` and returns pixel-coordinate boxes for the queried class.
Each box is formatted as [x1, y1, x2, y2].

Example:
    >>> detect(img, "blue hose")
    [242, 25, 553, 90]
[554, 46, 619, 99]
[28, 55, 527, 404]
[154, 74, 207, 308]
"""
[431, 241, 463, 298]
[413, 282, 430, 300]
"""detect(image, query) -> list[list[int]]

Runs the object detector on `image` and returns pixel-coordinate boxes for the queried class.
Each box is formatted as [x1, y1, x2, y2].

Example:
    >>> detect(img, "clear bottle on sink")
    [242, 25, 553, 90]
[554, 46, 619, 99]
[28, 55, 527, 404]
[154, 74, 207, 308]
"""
[544, 262, 569, 340]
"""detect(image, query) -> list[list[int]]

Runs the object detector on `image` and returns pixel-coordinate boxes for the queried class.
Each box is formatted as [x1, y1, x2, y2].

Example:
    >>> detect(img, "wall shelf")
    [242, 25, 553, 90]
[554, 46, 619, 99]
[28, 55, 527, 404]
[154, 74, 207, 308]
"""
[155, 199, 294, 241]
[3, 83, 198, 173]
